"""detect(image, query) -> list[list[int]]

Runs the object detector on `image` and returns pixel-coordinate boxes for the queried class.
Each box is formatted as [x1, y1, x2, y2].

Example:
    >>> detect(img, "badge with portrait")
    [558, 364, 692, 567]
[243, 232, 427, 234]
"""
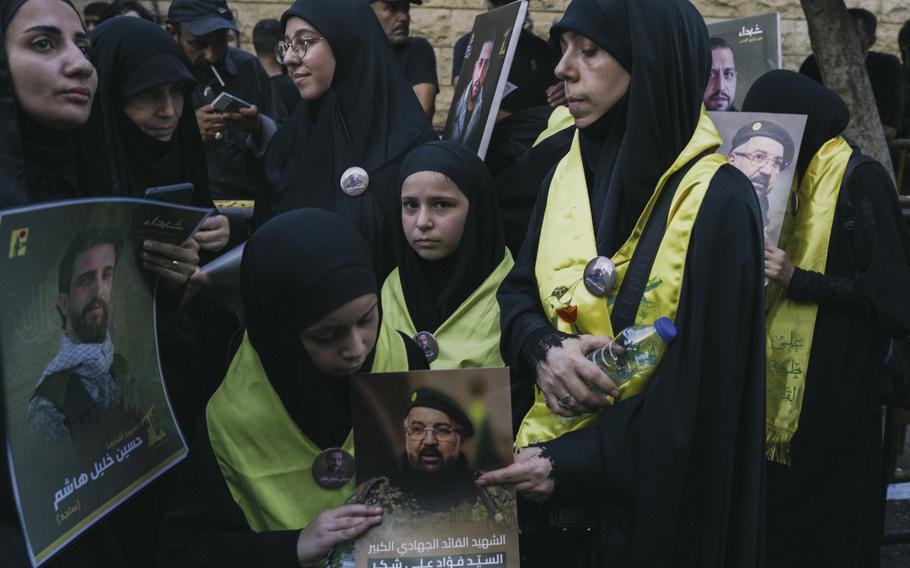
[0, 197, 212, 566]
[346, 368, 519, 568]
[443, 0, 527, 159]
[704, 12, 781, 112]
[709, 111, 807, 248]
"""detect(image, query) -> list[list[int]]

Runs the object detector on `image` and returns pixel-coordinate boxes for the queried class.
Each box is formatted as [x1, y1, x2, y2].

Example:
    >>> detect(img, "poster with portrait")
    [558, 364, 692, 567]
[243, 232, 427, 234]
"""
[705, 12, 781, 112]
[709, 111, 807, 247]
[349, 368, 519, 568]
[443, 0, 527, 159]
[0, 198, 211, 566]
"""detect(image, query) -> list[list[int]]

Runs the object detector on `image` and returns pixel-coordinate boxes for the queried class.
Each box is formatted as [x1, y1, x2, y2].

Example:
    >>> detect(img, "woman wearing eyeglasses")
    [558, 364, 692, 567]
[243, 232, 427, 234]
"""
[257, 0, 435, 279]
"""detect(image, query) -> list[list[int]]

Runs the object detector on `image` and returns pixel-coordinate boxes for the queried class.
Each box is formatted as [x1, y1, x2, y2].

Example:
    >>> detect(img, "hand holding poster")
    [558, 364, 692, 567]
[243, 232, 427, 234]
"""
[444, 1, 527, 159]
[709, 111, 807, 247]
[335, 368, 519, 568]
[704, 12, 781, 112]
[0, 198, 210, 566]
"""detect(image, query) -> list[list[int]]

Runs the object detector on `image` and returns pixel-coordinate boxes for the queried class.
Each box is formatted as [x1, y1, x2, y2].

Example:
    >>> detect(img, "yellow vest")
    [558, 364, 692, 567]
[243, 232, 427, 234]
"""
[206, 334, 355, 535]
[532, 106, 575, 148]
[764, 137, 853, 465]
[516, 109, 725, 447]
[372, 250, 514, 371]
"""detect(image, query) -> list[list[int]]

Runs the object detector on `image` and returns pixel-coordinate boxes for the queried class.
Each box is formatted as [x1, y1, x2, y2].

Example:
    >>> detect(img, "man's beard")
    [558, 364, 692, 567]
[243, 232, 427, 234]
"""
[707, 89, 730, 110]
[389, 23, 409, 46]
[408, 445, 457, 475]
[70, 300, 109, 344]
[750, 173, 771, 197]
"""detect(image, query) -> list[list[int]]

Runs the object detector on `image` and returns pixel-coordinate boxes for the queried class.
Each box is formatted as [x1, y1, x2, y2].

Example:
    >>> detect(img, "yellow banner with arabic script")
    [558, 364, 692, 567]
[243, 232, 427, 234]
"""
[516, 110, 724, 448]
[765, 137, 853, 465]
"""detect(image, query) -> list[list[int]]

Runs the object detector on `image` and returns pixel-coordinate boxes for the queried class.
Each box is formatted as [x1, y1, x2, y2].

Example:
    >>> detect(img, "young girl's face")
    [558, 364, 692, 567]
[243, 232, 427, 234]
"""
[298, 293, 378, 377]
[400, 171, 469, 261]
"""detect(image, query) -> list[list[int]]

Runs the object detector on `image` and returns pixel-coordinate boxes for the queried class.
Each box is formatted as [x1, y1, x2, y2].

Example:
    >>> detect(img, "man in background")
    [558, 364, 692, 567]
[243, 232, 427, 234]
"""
[252, 18, 300, 114]
[801, 8, 903, 140]
[369, 0, 438, 119]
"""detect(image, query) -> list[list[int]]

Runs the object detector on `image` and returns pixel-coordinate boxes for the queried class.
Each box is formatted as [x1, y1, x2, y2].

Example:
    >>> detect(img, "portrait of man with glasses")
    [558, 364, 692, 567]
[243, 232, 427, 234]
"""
[726, 119, 795, 236]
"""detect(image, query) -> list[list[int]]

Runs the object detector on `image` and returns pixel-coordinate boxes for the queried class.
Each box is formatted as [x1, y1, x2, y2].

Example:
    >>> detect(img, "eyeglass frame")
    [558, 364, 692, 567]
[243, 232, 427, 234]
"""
[731, 151, 789, 171]
[405, 422, 463, 442]
[274, 35, 323, 64]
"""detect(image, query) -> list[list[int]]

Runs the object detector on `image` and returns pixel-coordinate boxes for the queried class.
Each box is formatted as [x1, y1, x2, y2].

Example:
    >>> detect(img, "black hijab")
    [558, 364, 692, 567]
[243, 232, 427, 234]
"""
[550, 0, 710, 255]
[241, 208, 378, 449]
[263, 0, 434, 226]
[0, 0, 105, 208]
[396, 140, 506, 333]
[86, 17, 211, 205]
[743, 69, 850, 175]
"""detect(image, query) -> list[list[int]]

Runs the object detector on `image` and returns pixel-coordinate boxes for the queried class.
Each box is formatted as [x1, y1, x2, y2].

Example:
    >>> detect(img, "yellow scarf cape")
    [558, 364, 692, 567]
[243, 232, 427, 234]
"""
[532, 106, 575, 148]
[516, 110, 725, 447]
[372, 250, 514, 371]
[206, 333, 355, 533]
[764, 136, 853, 465]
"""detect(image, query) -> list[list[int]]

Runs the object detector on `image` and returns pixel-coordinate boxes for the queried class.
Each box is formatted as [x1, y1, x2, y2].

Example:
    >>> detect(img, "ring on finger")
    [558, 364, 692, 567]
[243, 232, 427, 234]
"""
[171, 259, 179, 268]
[557, 393, 572, 408]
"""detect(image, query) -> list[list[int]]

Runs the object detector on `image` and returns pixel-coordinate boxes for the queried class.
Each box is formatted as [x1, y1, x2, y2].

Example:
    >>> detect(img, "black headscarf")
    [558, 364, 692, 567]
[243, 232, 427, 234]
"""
[1, 0, 105, 208]
[396, 140, 506, 333]
[262, 0, 434, 235]
[550, 0, 710, 255]
[241, 208, 378, 449]
[743, 69, 850, 175]
[86, 17, 211, 205]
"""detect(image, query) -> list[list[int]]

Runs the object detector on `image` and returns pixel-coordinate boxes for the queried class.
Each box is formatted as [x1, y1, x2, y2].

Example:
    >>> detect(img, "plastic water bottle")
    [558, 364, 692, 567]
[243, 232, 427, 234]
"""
[587, 317, 677, 387]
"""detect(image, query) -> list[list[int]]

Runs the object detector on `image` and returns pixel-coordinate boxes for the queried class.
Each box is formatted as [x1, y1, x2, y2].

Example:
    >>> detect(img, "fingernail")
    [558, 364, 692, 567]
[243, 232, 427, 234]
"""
[143, 240, 152, 249]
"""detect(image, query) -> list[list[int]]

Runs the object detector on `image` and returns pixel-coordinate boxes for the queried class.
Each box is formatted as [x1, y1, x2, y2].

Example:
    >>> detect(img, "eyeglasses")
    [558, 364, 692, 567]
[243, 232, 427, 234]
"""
[275, 35, 322, 63]
[406, 423, 462, 442]
[732, 151, 787, 170]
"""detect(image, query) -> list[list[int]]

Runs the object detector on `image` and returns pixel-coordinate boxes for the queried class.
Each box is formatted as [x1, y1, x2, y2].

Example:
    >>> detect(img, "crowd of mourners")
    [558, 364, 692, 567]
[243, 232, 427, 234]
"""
[2, 0, 910, 566]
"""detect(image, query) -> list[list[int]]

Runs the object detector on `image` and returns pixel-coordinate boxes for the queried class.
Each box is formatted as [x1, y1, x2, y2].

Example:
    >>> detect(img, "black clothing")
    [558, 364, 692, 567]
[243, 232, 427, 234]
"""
[87, 17, 212, 205]
[259, 0, 435, 278]
[485, 106, 575, 253]
[800, 52, 904, 133]
[453, 28, 556, 113]
[393, 36, 439, 91]
[190, 47, 286, 200]
[744, 69, 910, 568]
[396, 140, 505, 333]
[387, 454, 481, 512]
[270, 72, 300, 114]
[497, 0, 766, 565]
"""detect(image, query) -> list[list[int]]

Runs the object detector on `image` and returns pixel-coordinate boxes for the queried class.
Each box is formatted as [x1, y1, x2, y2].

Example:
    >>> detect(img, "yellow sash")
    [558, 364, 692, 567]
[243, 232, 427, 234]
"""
[532, 106, 575, 148]
[516, 110, 724, 447]
[207, 334, 355, 534]
[372, 250, 514, 371]
[764, 137, 853, 465]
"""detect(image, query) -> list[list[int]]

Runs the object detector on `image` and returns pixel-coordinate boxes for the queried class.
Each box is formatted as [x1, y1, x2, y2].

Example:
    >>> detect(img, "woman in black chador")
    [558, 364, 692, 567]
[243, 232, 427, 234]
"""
[744, 70, 910, 568]
[479, 0, 766, 566]
[258, 0, 435, 277]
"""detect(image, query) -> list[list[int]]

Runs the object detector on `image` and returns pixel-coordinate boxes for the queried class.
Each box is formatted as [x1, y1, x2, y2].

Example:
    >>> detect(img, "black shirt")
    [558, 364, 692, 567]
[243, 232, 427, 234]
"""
[800, 52, 904, 131]
[453, 28, 557, 112]
[190, 48, 288, 201]
[393, 36, 439, 91]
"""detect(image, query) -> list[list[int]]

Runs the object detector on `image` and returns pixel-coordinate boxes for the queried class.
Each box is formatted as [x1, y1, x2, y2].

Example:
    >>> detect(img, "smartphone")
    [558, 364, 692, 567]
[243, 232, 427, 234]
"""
[144, 183, 195, 206]
[211, 91, 254, 113]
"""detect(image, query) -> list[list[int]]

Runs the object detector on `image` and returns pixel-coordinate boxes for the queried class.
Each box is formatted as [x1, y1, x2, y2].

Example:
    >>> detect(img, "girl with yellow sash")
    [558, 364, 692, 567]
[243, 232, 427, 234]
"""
[743, 71, 910, 568]
[159, 210, 428, 567]
[478, 0, 766, 566]
[373, 141, 513, 372]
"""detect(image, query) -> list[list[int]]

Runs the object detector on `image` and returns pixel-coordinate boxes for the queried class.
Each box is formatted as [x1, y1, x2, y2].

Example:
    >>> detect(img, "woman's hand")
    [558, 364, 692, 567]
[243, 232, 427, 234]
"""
[476, 447, 554, 503]
[536, 335, 619, 417]
[194, 214, 231, 253]
[140, 238, 200, 289]
[764, 242, 795, 287]
[296, 505, 382, 566]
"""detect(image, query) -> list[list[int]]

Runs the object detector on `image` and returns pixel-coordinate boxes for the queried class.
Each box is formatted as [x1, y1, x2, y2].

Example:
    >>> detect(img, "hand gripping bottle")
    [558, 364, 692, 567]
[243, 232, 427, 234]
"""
[586, 317, 677, 388]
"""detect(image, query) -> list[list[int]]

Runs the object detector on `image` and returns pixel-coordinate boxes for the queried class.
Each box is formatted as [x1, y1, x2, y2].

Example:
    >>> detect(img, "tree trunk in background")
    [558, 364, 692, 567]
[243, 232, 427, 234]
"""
[800, 0, 895, 179]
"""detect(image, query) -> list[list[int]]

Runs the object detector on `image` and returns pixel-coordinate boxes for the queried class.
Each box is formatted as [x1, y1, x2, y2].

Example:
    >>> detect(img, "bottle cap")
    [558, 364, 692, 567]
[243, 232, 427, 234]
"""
[654, 317, 677, 342]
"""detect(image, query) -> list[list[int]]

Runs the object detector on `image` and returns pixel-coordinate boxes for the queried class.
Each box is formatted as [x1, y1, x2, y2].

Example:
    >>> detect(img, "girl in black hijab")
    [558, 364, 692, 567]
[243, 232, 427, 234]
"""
[373, 140, 513, 371]
[160, 209, 428, 568]
[744, 70, 910, 568]
[487, 0, 766, 566]
[258, 0, 435, 277]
